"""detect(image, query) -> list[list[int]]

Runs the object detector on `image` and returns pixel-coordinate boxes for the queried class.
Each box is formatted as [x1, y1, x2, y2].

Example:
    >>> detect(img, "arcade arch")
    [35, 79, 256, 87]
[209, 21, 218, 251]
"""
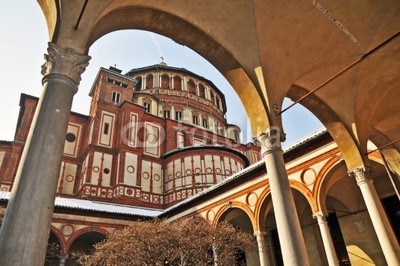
[286, 86, 364, 171]
[1, 2, 400, 265]
[66, 230, 107, 265]
[45, 231, 62, 266]
[45, 4, 271, 134]
[217, 207, 254, 233]
[217, 206, 258, 266]
[259, 189, 327, 265]
[317, 159, 400, 265]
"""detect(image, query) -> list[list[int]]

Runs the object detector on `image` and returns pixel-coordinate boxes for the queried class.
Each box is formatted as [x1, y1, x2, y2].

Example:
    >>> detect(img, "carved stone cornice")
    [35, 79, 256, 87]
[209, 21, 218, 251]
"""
[41, 42, 91, 85]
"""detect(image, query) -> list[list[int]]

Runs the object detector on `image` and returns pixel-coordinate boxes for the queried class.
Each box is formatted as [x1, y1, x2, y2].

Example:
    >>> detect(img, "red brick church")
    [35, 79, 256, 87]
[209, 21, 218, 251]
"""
[1, 62, 399, 266]
[0, 62, 261, 263]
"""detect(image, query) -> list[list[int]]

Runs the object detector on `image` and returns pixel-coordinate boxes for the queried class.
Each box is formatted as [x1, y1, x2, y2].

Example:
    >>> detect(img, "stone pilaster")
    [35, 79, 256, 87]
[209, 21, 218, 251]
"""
[0, 42, 90, 266]
[349, 167, 400, 265]
[258, 127, 310, 266]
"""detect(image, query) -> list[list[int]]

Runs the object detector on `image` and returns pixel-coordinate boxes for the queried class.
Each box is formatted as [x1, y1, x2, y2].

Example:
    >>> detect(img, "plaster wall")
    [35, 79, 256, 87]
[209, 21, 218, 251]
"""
[124, 152, 138, 186]
[63, 123, 80, 157]
[302, 225, 324, 266]
[338, 210, 385, 265]
[58, 162, 77, 195]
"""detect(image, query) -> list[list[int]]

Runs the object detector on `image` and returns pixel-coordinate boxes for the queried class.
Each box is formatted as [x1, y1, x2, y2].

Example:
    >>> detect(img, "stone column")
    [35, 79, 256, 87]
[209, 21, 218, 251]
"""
[183, 76, 187, 91]
[255, 231, 271, 266]
[142, 75, 146, 90]
[258, 128, 310, 266]
[314, 212, 339, 266]
[0, 42, 90, 266]
[195, 81, 199, 95]
[349, 167, 400, 265]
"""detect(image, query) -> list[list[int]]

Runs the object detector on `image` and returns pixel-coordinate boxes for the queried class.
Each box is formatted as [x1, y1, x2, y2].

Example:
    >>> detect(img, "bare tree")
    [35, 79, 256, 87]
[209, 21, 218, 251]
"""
[0, 206, 4, 226]
[79, 218, 256, 266]
[211, 221, 255, 265]
[78, 219, 178, 266]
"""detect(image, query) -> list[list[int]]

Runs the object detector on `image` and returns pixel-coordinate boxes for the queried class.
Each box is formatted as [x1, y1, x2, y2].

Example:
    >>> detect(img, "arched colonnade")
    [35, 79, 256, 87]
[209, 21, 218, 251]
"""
[0, 1, 399, 265]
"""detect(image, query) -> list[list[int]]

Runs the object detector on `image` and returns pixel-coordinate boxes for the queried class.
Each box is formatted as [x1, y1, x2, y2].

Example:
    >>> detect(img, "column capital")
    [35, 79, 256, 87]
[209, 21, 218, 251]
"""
[313, 212, 328, 223]
[41, 42, 91, 85]
[254, 230, 267, 237]
[256, 127, 283, 156]
[348, 167, 370, 185]
[312, 211, 325, 218]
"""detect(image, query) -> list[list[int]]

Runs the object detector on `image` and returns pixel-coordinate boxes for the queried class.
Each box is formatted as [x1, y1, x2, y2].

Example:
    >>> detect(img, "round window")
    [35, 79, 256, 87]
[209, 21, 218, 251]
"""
[65, 132, 76, 142]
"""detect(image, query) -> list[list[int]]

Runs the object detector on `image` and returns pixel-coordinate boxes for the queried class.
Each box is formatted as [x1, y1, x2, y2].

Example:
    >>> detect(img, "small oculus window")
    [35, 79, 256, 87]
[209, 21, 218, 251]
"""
[66, 132, 76, 142]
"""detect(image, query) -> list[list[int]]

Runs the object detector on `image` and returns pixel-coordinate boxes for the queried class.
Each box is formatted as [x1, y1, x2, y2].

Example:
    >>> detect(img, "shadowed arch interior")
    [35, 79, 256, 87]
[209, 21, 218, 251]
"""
[218, 207, 253, 234]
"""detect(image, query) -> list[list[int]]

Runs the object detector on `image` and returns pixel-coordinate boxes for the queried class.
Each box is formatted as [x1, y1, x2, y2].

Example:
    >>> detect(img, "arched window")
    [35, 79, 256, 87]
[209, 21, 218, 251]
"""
[173, 76, 182, 90]
[234, 131, 240, 142]
[143, 101, 151, 113]
[192, 114, 198, 125]
[199, 84, 206, 98]
[202, 118, 208, 128]
[216, 97, 221, 109]
[163, 105, 171, 119]
[145, 74, 153, 89]
[187, 79, 196, 94]
[161, 74, 169, 89]
[135, 76, 142, 91]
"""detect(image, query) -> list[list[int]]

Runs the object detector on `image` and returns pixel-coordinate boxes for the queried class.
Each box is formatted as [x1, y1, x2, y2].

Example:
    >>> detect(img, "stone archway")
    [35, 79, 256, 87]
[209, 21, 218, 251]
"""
[45, 231, 63, 266]
[286, 85, 364, 171]
[2, 1, 400, 265]
[218, 207, 259, 266]
[66, 230, 107, 265]
[318, 159, 400, 265]
[40, 2, 271, 134]
[260, 189, 327, 266]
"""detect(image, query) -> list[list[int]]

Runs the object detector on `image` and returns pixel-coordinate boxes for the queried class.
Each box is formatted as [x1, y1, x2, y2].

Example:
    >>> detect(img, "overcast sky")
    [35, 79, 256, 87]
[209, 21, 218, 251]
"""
[0, 1, 324, 147]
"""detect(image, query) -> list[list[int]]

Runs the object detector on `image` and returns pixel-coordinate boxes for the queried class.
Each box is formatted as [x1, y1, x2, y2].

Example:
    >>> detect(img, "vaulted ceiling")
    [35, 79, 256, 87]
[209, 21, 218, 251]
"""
[38, 0, 400, 172]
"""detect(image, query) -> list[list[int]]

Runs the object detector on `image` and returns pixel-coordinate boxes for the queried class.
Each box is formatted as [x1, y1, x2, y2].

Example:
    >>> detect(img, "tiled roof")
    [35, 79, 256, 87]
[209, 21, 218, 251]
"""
[283, 128, 327, 153]
[0, 191, 162, 217]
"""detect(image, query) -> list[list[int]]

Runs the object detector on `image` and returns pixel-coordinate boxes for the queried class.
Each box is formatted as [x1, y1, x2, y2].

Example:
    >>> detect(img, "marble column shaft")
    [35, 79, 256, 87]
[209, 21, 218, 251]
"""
[0, 43, 90, 266]
[314, 213, 339, 266]
[350, 167, 400, 265]
[259, 128, 310, 266]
